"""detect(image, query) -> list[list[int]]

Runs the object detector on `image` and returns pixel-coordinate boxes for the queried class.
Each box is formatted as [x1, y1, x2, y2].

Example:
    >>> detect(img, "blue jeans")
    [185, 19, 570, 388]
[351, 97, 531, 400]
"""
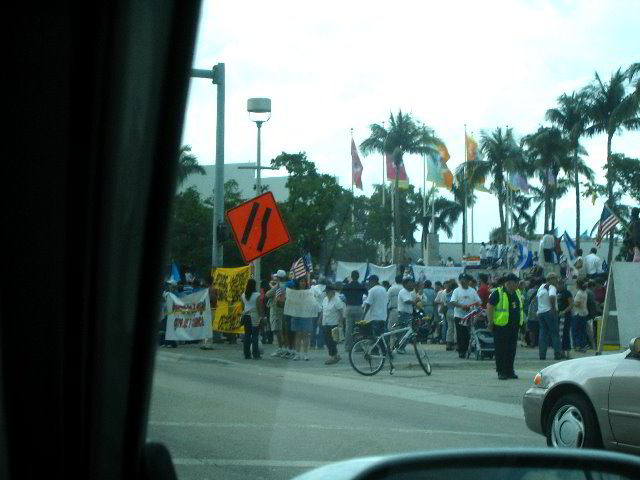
[572, 315, 588, 349]
[538, 311, 561, 359]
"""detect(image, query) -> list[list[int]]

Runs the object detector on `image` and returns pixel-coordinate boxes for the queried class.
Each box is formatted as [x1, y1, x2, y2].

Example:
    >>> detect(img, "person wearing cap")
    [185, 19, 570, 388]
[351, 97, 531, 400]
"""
[536, 272, 562, 360]
[449, 275, 482, 358]
[321, 283, 345, 365]
[265, 269, 290, 358]
[487, 273, 524, 380]
[363, 275, 388, 341]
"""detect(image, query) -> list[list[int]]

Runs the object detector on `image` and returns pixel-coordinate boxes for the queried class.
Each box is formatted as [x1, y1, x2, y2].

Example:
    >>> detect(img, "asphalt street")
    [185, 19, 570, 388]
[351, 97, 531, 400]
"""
[147, 341, 580, 480]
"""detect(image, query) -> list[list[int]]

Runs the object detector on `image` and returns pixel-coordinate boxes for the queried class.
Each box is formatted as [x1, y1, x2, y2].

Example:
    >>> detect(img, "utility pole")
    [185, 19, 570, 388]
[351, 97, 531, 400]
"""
[191, 64, 225, 269]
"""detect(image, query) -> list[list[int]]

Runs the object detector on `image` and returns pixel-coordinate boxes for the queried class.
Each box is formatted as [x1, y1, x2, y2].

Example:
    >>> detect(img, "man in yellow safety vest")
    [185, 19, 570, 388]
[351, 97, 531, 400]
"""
[487, 273, 524, 380]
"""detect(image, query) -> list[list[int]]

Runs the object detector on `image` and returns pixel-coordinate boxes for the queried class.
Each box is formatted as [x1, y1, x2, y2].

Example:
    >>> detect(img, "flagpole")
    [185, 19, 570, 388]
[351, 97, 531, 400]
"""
[431, 183, 436, 234]
[350, 128, 354, 224]
[463, 124, 468, 256]
[382, 120, 385, 210]
[422, 154, 427, 261]
[471, 131, 474, 246]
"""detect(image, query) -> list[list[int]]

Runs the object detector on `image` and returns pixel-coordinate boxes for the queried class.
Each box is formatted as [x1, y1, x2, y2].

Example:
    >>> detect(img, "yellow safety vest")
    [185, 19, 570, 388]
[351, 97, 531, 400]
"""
[493, 288, 524, 327]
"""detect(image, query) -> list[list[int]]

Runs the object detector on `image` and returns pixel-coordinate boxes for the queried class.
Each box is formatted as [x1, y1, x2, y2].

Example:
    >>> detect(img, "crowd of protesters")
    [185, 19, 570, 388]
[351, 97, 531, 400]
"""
[159, 247, 614, 378]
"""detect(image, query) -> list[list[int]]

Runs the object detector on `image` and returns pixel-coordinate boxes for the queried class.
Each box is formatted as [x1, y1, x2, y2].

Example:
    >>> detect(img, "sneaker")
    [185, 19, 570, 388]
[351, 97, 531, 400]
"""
[292, 353, 300, 361]
[304, 355, 310, 361]
[271, 349, 282, 357]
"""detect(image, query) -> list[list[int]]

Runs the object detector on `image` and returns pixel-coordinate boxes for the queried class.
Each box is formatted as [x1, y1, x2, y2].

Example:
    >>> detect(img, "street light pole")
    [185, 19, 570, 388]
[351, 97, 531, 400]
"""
[191, 64, 225, 269]
[247, 97, 271, 282]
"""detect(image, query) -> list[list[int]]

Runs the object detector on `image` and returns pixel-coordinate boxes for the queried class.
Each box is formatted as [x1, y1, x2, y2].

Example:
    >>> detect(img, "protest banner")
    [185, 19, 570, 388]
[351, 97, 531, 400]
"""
[165, 289, 212, 341]
[411, 266, 464, 285]
[212, 266, 251, 334]
[336, 261, 367, 283]
[284, 289, 321, 318]
[366, 264, 397, 284]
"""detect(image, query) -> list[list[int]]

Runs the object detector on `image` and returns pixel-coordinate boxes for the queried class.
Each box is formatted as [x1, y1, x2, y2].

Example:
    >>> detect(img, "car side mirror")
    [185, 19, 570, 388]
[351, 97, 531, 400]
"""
[292, 449, 640, 480]
[629, 337, 640, 356]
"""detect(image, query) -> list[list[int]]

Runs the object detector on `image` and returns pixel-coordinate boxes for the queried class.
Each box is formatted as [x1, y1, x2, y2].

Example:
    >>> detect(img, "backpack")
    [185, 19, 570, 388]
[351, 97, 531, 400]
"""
[275, 287, 285, 308]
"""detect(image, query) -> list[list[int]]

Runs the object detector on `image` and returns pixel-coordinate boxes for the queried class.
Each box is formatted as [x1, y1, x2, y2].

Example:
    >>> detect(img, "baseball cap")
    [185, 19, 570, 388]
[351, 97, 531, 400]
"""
[276, 269, 287, 279]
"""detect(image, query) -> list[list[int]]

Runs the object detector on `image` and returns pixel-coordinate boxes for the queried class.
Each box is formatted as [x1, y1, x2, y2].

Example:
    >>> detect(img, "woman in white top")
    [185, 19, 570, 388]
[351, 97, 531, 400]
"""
[241, 278, 263, 360]
[572, 278, 589, 352]
[321, 283, 345, 364]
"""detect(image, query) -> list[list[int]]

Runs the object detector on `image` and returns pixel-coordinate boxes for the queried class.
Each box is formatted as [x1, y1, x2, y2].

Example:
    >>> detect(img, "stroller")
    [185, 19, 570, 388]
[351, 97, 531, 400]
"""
[464, 308, 495, 361]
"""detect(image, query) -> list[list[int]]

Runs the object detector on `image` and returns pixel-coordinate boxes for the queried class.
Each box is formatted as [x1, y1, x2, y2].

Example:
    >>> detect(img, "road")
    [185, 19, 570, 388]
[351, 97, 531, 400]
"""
[147, 341, 565, 480]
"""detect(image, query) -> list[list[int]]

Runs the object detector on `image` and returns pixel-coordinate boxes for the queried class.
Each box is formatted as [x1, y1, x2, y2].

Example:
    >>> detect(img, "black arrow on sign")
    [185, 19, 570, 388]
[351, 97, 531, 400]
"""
[257, 208, 271, 252]
[241, 203, 259, 245]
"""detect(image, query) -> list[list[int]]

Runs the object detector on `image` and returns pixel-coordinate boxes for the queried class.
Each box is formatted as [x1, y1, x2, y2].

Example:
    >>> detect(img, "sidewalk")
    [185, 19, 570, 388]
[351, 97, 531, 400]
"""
[156, 338, 596, 372]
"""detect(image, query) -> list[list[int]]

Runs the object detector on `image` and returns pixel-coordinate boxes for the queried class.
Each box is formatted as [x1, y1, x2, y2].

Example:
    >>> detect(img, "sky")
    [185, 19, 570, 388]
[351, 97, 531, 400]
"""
[181, 0, 640, 245]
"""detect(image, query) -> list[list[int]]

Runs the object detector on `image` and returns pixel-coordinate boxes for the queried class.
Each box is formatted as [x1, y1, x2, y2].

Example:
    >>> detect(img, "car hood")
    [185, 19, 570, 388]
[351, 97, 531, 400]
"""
[540, 351, 628, 382]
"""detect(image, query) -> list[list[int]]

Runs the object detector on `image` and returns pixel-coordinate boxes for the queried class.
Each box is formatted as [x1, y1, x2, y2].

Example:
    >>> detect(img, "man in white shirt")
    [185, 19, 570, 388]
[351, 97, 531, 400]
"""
[584, 248, 604, 279]
[363, 275, 388, 340]
[539, 231, 556, 263]
[395, 278, 416, 353]
[450, 275, 482, 358]
[386, 275, 403, 331]
[536, 272, 562, 360]
[321, 283, 345, 364]
[479, 242, 487, 267]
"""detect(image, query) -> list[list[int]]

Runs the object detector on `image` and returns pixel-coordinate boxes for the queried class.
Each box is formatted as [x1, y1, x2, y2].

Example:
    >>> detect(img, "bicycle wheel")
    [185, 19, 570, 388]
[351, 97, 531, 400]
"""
[349, 338, 385, 376]
[413, 338, 432, 376]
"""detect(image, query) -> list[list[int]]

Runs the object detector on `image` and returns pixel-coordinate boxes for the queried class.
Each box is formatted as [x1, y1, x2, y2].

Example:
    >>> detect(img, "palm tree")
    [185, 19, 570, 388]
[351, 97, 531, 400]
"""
[546, 92, 592, 249]
[464, 127, 523, 240]
[582, 68, 640, 263]
[176, 145, 206, 187]
[522, 127, 568, 233]
[360, 110, 442, 261]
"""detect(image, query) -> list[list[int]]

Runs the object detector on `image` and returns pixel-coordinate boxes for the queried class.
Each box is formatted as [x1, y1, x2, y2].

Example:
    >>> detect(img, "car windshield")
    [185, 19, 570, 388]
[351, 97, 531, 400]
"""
[148, 1, 640, 479]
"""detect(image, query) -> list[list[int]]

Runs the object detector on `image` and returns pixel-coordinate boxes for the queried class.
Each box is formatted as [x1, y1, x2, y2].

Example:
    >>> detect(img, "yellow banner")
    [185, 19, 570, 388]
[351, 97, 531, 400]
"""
[211, 266, 251, 333]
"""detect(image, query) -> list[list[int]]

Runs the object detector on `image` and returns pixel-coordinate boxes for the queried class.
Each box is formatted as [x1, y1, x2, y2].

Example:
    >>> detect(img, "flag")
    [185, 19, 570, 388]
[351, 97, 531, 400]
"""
[170, 262, 181, 283]
[427, 151, 453, 190]
[426, 151, 442, 183]
[512, 236, 533, 269]
[596, 205, 620, 246]
[562, 231, 576, 260]
[385, 151, 409, 189]
[351, 138, 363, 190]
[437, 144, 450, 164]
[580, 230, 589, 240]
[291, 253, 313, 279]
[466, 134, 477, 162]
[509, 173, 530, 193]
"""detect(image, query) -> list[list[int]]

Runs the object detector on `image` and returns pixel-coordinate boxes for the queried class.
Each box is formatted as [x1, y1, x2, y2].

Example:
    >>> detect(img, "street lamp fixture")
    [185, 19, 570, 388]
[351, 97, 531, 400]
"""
[247, 97, 272, 281]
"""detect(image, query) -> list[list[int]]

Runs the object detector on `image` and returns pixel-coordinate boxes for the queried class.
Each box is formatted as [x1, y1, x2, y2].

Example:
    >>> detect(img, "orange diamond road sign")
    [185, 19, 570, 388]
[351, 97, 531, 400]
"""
[226, 192, 291, 264]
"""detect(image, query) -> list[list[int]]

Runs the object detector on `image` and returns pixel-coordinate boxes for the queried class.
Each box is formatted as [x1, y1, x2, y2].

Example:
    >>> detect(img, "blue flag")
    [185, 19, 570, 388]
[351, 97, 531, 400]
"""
[171, 262, 181, 283]
[562, 231, 576, 260]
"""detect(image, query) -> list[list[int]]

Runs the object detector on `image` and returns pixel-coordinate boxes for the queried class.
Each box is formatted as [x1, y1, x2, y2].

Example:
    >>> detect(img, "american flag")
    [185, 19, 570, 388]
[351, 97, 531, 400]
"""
[596, 205, 620, 246]
[291, 253, 313, 279]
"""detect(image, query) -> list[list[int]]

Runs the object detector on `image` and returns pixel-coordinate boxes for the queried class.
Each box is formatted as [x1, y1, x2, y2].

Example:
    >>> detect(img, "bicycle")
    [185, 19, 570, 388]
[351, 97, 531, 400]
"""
[349, 318, 431, 376]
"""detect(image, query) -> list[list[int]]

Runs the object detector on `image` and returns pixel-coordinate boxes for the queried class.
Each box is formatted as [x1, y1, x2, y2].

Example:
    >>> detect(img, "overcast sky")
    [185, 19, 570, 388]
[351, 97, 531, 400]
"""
[181, 0, 640, 245]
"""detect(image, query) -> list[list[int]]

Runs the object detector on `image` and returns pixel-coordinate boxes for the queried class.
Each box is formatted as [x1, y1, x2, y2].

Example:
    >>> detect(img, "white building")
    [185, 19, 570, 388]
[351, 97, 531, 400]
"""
[178, 163, 289, 202]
